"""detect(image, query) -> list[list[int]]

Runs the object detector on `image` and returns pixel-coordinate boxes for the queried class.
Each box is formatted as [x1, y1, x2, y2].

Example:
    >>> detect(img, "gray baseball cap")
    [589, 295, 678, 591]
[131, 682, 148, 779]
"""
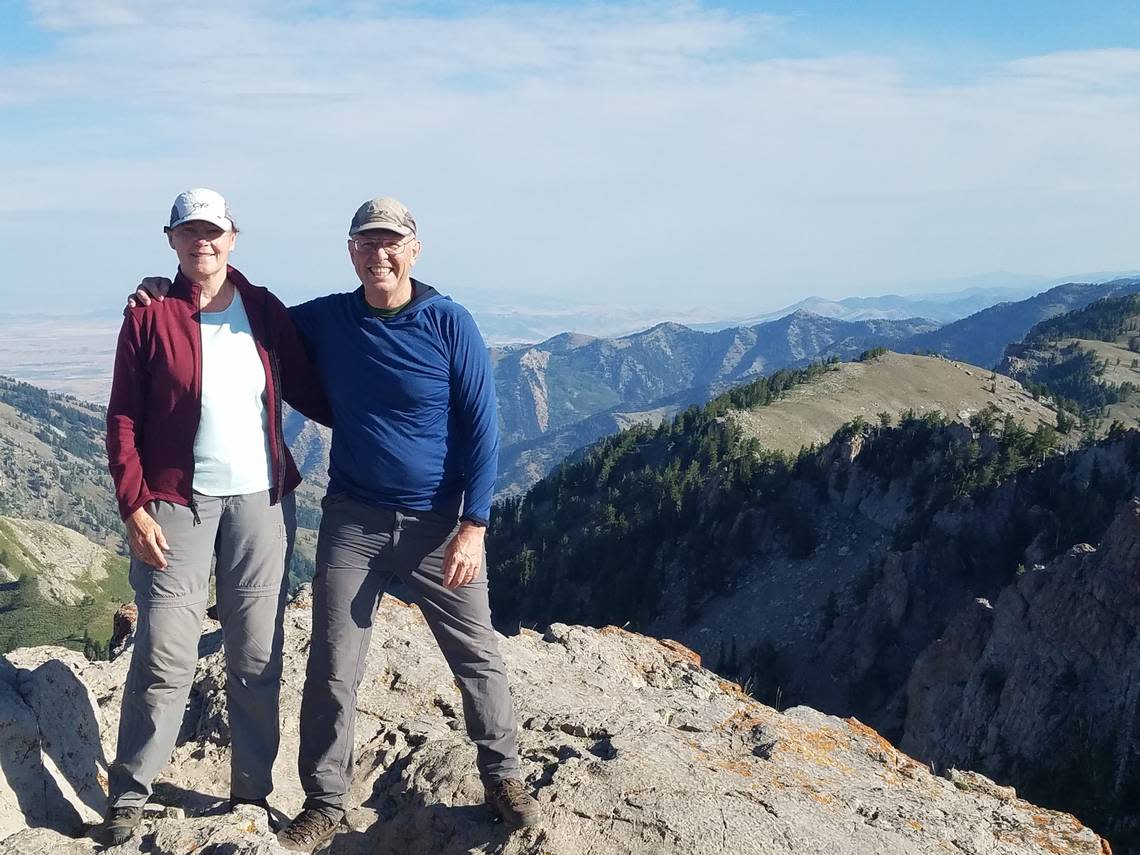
[167, 188, 234, 231]
[349, 196, 417, 237]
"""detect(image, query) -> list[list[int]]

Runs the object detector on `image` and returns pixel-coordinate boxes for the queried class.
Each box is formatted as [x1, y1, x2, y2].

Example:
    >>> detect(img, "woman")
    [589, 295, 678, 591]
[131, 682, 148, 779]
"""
[101, 188, 329, 846]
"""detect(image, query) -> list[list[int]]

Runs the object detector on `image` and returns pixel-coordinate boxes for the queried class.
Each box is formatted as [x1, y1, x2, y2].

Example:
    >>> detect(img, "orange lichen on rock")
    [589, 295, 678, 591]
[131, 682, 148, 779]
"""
[994, 815, 1111, 855]
[682, 737, 711, 762]
[776, 723, 856, 773]
[718, 706, 773, 733]
[656, 638, 702, 667]
[845, 717, 922, 775]
[1032, 830, 1084, 855]
[716, 679, 751, 700]
[804, 786, 834, 805]
[713, 759, 754, 777]
[599, 625, 633, 639]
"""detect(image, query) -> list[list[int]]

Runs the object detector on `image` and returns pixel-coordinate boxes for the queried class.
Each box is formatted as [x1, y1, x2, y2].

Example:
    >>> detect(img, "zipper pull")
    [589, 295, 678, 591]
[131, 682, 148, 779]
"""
[189, 496, 202, 526]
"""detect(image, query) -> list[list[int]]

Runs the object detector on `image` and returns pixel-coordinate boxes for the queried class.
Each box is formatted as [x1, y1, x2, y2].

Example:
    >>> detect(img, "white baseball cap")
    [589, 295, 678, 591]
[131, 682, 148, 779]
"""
[166, 188, 235, 231]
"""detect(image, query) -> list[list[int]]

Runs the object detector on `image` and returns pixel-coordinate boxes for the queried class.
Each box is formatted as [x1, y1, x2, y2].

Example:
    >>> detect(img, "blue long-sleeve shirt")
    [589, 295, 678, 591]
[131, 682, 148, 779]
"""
[289, 280, 499, 524]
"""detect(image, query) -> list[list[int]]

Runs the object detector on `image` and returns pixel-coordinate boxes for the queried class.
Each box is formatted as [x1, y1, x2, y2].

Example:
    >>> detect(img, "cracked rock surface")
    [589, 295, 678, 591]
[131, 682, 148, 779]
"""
[0, 592, 1111, 854]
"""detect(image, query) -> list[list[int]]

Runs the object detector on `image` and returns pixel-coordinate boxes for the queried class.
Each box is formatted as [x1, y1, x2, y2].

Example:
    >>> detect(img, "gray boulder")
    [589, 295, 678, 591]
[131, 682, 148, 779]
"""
[0, 593, 1109, 854]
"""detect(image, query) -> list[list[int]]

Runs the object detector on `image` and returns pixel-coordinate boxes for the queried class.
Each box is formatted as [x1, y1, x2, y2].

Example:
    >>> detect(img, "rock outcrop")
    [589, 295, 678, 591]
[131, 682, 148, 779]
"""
[0, 591, 1111, 854]
[902, 497, 1140, 849]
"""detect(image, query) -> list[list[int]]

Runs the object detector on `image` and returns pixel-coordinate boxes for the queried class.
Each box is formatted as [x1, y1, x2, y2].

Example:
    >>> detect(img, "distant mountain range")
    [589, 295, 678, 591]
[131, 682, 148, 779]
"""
[901, 277, 1140, 369]
[490, 278, 1140, 490]
[703, 285, 1043, 328]
[460, 270, 1140, 343]
[489, 312, 937, 493]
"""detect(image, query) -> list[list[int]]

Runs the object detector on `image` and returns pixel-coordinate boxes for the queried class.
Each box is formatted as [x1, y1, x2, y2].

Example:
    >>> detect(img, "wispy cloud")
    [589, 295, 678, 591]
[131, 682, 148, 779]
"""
[1, 2, 1138, 315]
[27, 0, 143, 30]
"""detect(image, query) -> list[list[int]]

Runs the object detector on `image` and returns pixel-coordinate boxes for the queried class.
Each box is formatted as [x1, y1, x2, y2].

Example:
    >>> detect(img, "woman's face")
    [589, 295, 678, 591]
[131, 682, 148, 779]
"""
[167, 221, 236, 280]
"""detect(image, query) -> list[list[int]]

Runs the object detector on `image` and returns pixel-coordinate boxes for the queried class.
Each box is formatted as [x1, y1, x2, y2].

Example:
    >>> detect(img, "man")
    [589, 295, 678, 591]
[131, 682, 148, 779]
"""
[134, 197, 540, 852]
[278, 197, 540, 850]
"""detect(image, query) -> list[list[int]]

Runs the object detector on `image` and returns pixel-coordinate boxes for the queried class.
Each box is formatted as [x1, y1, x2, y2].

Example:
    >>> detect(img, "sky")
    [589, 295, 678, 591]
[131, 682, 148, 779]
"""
[1, 0, 1139, 317]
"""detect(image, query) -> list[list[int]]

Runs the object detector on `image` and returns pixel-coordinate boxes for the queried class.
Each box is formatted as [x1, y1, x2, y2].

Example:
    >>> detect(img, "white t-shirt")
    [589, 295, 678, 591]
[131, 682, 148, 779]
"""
[192, 290, 273, 495]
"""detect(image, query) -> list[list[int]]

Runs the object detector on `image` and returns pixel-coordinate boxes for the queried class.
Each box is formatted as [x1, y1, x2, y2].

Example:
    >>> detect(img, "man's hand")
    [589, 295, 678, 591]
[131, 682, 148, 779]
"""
[126, 276, 173, 309]
[127, 507, 170, 570]
[441, 521, 486, 589]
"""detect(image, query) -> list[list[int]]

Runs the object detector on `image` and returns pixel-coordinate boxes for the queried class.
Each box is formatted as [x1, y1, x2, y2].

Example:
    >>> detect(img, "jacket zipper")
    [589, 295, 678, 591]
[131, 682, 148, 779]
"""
[190, 280, 203, 526]
[265, 300, 287, 506]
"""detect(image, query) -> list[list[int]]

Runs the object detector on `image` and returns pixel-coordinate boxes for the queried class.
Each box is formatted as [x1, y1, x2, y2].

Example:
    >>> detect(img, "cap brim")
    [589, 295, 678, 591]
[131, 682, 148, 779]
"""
[169, 214, 233, 231]
[349, 222, 414, 237]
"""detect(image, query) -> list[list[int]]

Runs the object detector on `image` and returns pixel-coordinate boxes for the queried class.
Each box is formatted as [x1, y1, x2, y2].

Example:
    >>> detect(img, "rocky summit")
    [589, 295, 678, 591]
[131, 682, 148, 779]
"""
[0, 592, 1111, 854]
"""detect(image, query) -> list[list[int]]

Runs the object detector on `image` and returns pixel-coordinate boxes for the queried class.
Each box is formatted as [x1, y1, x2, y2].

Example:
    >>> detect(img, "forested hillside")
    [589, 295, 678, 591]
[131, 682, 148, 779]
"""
[0, 376, 120, 546]
[488, 363, 1068, 636]
[1000, 294, 1140, 420]
[487, 358, 1140, 847]
[0, 516, 130, 657]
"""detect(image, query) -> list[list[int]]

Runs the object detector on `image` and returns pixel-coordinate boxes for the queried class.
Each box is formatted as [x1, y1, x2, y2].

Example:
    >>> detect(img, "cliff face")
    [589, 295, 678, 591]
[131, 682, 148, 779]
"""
[901, 497, 1140, 848]
[0, 594, 1110, 854]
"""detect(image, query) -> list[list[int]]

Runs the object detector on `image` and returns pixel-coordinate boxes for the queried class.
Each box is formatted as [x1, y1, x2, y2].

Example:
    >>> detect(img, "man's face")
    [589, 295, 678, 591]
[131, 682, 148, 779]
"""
[167, 221, 235, 280]
[348, 229, 419, 297]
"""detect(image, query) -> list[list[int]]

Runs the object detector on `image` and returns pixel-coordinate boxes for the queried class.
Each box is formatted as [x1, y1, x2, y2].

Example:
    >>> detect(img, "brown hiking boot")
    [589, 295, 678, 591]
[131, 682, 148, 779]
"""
[485, 778, 541, 828]
[276, 807, 343, 852]
[95, 805, 144, 847]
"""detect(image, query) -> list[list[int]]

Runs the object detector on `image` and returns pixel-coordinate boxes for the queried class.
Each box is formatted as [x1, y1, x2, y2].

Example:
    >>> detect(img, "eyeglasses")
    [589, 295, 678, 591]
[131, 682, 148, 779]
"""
[351, 235, 413, 255]
[169, 224, 228, 242]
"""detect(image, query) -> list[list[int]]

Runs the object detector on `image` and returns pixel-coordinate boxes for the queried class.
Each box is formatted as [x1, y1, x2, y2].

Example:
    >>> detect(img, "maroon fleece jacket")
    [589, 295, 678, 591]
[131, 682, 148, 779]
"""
[106, 265, 330, 520]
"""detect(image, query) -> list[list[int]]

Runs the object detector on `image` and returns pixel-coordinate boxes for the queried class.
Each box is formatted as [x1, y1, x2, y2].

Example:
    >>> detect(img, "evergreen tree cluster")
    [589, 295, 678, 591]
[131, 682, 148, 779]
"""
[857, 347, 889, 362]
[489, 362, 838, 631]
[1024, 347, 1136, 415]
[488, 362, 1071, 636]
[1023, 294, 1140, 348]
[1007, 296, 1140, 418]
[0, 376, 105, 462]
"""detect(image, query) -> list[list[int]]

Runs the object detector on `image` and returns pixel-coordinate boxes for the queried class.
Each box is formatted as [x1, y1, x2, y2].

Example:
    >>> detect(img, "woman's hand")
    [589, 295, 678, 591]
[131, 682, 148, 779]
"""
[127, 507, 170, 569]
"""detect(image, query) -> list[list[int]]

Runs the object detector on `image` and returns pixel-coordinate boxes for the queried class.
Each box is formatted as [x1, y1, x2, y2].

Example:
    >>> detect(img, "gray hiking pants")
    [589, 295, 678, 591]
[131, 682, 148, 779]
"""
[298, 494, 520, 813]
[109, 490, 294, 808]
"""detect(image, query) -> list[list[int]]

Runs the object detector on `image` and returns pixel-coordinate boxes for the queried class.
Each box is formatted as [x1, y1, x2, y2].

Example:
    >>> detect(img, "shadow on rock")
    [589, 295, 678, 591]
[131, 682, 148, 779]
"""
[0, 658, 106, 836]
[332, 803, 519, 855]
[326, 755, 524, 855]
[150, 781, 226, 817]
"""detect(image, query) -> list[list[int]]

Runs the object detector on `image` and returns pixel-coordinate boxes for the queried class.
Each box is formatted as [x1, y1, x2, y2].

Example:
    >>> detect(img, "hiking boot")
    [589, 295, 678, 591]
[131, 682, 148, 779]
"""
[276, 807, 343, 852]
[485, 778, 541, 828]
[96, 805, 144, 847]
